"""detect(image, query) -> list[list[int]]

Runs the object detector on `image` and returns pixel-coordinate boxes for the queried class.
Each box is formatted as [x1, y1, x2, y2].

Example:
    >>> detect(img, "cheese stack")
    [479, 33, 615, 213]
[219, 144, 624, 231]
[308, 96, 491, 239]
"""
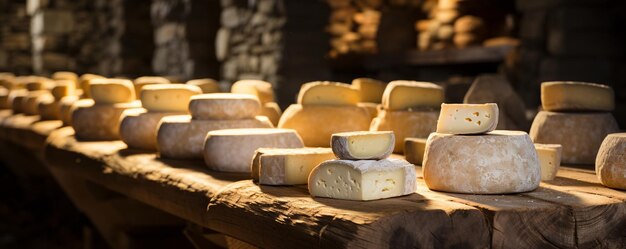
[156, 93, 273, 159]
[370, 81, 443, 153]
[530, 82, 619, 164]
[133, 76, 170, 99]
[78, 74, 105, 99]
[422, 103, 541, 194]
[38, 80, 75, 120]
[309, 131, 417, 201]
[52, 71, 79, 94]
[21, 78, 54, 116]
[278, 81, 371, 147]
[351, 78, 386, 120]
[231, 80, 281, 126]
[59, 73, 104, 126]
[119, 84, 201, 150]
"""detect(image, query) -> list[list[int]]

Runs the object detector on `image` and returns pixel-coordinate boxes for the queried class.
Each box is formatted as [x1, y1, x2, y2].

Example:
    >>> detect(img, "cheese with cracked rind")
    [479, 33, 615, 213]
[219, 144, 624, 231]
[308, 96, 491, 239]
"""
[89, 79, 136, 104]
[436, 103, 499, 134]
[140, 84, 201, 112]
[352, 78, 386, 103]
[370, 109, 438, 153]
[381, 81, 444, 110]
[297, 81, 359, 106]
[404, 137, 427, 165]
[71, 101, 141, 141]
[256, 147, 335, 185]
[231, 79, 274, 104]
[189, 93, 261, 120]
[120, 108, 183, 150]
[541, 81, 614, 112]
[331, 131, 394, 160]
[186, 78, 220, 93]
[534, 143, 562, 181]
[596, 133, 626, 190]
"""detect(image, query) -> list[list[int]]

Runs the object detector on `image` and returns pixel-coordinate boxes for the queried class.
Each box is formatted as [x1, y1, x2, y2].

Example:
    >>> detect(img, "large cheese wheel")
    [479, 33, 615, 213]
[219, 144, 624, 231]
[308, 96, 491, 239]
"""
[156, 115, 273, 159]
[140, 84, 201, 112]
[71, 101, 141, 141]
[59, 96, 82, 126]
[90, 79, 136, 104]
[278, 104, 371, 147]
[530, 111, 619, 164]
[189, 93, 261, 120]
[186, 78, 220, 93]
[423, 131, 541, 194]
[541, 81, 614, 112]
[596, 133, 626, 190]
[231, 79, 274, 104]
[370, 109, 438, 153]
[203, 128, 304, 172]
[133, 76, 170, 98]
[119, 108, 182, 150]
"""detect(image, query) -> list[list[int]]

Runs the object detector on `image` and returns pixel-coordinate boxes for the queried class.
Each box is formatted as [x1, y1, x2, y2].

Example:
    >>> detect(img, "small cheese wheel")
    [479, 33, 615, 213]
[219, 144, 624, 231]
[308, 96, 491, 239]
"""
[352, 78, 386, 103]
[231, 79, 274, 104]
[369, 109, 438, 153]
[436, 103, 499, 134]
[357, 102, 380, 120]
[297, 81, 359, 106]
[140, 84, 201, 112]
[535, 143, 562, 181]
[89, 79, 136, 104]
[52, 71, 78, 82]
[278, 104, 372, 147]
[0, 88, 9, 109]
[23, 91, 53, 115]
[423, 131, 541, 194]
[203, 128, 304, 172]
[381, 81, 444, 110]
[24, 77, 51, 91]
[308, 159, 416, 201]
[9, 90, 28, 113]
[541, 81, 614, 112]
[38, 99, 60, 120]
[156, 115, 273, 159]
[189, 93, 261, 120]
[331, 131, 394, 160]
[60, 97, 87, 126]
[530, 111, 619, 164]
[120, 108, 182, 150]
[257, 147, 336, 185]
[134, 76, 170, 98]
[404, 137, 427, 165]
[596, 133, 626, 190]
[186, 78, 220, 93]
[71, 101, 141, 141]
[260, 102, 281, 126]
[51, 80, 75, 100]
[79, 74, 105, 97]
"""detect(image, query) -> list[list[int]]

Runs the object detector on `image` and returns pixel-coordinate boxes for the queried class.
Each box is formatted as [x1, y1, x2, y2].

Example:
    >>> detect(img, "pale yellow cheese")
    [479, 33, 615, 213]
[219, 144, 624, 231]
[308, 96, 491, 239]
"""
[186, 78, 220, 93]
[381, 81, 444, 110]
[133, 76, 170, 98]
[260, 102, 282, 126]
[59, 96, 82, 126]
[89, 79, 136, 104]
[23, 91, 52, 115]
[231, 79, 275, 104]
[52, 71, 78, 83]
[79, 74, 105, 97]
[189, 93, 261, 120]
[140, 84, 201, 112]
[331, 131, 394, 160]
[352, 78, 386, 103]
[51, 80, 75, 100]
[369, 109, 438, 153]
[71, 101, 141, 140]
[257, 147, 335, 185]
[357, 102, 380, 120]
[119, 108, 182, 150]
[297, 81, 360, 106]
[436, 103, 499, 134]
[541, 81, 614, 112]
[404, 138, 427, 165]
[596, 133, 626, 190]
[534, 143, 562, 181]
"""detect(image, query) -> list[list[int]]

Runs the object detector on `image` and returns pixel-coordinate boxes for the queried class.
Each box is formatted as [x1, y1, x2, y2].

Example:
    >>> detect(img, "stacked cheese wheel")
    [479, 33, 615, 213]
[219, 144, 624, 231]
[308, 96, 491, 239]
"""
[422, 103, 541, 194]
[231, 80, 282, 126]
[529, 82, 619, 164]
[21, 79, 54, 115]
[278, 81, 371, 147]
[370, 81, 443, 153]
[309, 131, 416, 201]
[133, 76, 170, 99]
[351, 77, 386, 119]
[38, 80, 75, 120]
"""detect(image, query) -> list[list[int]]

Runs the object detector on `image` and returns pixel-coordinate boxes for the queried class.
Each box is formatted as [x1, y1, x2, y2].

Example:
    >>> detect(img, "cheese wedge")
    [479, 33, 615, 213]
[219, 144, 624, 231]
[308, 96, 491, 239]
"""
[541, 81, 614, 111]
[231, 79, 275, 104]
[404, 138, 427, 165]
[257, 147, 335, 185]
[534, 143, 562, 181]
[352, 78, 386, 103]
[331, 131, 394, 160]
[189, 93, 261, 120]
[187, 78, 220, 93]
[436, 103, 499, 134]
[89, 79, 136, 104]
[297, 81, 359, 106]
[140, 84, 201, 112]
[381, 81, 444, 110]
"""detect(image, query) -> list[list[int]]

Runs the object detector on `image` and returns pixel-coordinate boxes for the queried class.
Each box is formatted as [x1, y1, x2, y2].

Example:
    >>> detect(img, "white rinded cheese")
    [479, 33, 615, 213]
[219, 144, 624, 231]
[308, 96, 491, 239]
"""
[59, 96, 82, 125]
[186, 78, 220, 93]
[352, 78, 386, 103]
[534, 143, 562, 181]
[38, 98, 60, 120]
[231, 79, 275, 104]
[297, 81, 360, 106]
[278, 104, 371, 147]
[0, 88, 9, 109]
[436, 103, 498, 134]
[541, 81, 614, 112]
[156, 115, 273, 159]
[404, 137, 427, 166]
[79, 74, 105, 97]
[308, 158, 416, 201]
[23, 90, 52, 115]
[530, 111, 619, 164]
[596, 133, 626, 190]
[260, 102, 282, 126]
[189, 93, 261, 120]
[423, 131, 540, 194]
[89, 79, 136, 104]
[71, 101, 141, 141]
[369, 109, 438, 153]
[381, 81, 444, 110]
[140, 84, 201, 112]
[51, 80, 75, 100]
[331, 131, 394, 160]
[257, 147, 335, 185]
[203, 128, 304, 172]
[119, 108, 183, 150]
[133, 76, 170, 98]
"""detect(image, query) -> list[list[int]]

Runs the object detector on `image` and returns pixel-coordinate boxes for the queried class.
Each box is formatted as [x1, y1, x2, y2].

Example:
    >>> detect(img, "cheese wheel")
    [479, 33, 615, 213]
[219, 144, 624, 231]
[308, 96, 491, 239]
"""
[352, 78, 386, 103]
[423, 131, 541, 194]
[596, 133, 626, 190]
[530, 111, 619, 164]
[331, 131, 394, 160]
[308, 158, 416, 201]
[0, 88, 9, 109]
[278, 104, 372, 147]
[541, 81, 614, 112]
[52, 71, 78, 82]
[140, 84, 201, 112]
[23, 91, 53, 115]
[120, 108, 182, 150]
[369, 109, 438, 153]
[436, 103, 499, 134]
[357, 102, 379, 120]
[51, 80, 75, 100]
[258, 147, 336, 185]
[260, 102, 281, 126]
[297, 81, 359, 106]
[231, 79, 274, 104]
[25, 80, 46, 91]
[381, 81, 444, 110]
[404, 137, 427, 166]
[89, 79, 136, 104]
[535, 143, 562, 181]
[9, 90, 28, 113]
[59, 96, 82, 126]
[79, 74, 105, 97]
[189, 93, 261, 120]
[38, 99, 60, 120]
[156, 115, 273, 159]
[133, 76, 170, 98]
[186, 78, 220, 93]
[71, 101, 141, 141]
[203, 128, 304, 172]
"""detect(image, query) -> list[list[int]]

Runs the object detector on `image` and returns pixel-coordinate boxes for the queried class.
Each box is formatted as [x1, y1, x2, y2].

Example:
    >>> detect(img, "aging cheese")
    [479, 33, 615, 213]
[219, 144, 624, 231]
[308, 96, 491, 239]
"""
[52, 71, 78, 83]
[9, 90, 27, 113]
[23, 91, 52, 115]
[530, 111, 619, 164]
[352, 78, 386, 103]
[51, 80, 74, 100]
[534, 143, 562, 181]
[370, 109, 438, 153]
[261, 102, 281, 126]
[381, 81, 444, 110]
[404, 137, 427, 165]
[186, 78, 220, 93]
[331, 131, 394, 160]
[89, 79, 136, 104]
[0, 88, 9, 109]
[71, 101, 141, 141]
[231, 79, 274, 104]
[436, 103, 499, 134]
[79, 74, 105, 97]
[203, 128, 304, 172]
[308, 158, 417, 201]
[120, 108, 181, 150]
[423, 131, 541, 194]
[38, 98, 60, 120]
[140, 84, 201, 112]
[156, 115, 273, 159]
[189, 93, 261, 120]
[357, 102, 379, 120]
[278, 104, 371, 147]
[596, 133, 626, 190]
[133, 76, 170, 98]
[297, 81, 359, 106]
[541, 81, 614, 112]
[257, 147, 335, 185]
[59, 96, 82, 125]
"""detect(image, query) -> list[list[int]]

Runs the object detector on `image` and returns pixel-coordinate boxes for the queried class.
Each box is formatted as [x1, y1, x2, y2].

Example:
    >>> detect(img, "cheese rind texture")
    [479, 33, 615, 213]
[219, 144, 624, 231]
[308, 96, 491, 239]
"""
[423, 131, 540, 194]
[120, 108, 182, 150]
[89, 79, 136, 104]
[140, 84, 201, 112]
[436, 103, 498, 134]
[534, 143, 562, 181]
[187, 78, 220, 93]
[308, 159, 416, 201]
[297, 81, 359, 106]
[530, 111, 619, 164]
[71, 101, 140, 141]
[541, 81, 614, 112]
[596, 133, 626, 190]
[189, 93, 261, 120]
[231, 80, 275, 104]
[352, 78, 386, 103]
[381, 81, 444, 110]
[258, 147, 335, 185]
[331, 131, 394, 160]
[278, 104, 371, 147]
[404, 138, 427, 165]
[370, 109, 438, 153]
[156, 115, 273, 159]
[203, 128, 304, 172]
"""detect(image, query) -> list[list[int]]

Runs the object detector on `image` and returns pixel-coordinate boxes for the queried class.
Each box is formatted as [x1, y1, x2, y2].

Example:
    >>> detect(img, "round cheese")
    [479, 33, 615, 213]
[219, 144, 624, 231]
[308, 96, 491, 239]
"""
[51, 80, 75, 100]
[71, 101, 141, 141]
[59, 96, 82, 126]
[381, 81, 444, 111]
[188, 93, 261, 120]
[120, 108, 182, 150]
[231, 79, 274, 104]
[140, 84, 201, 112]
[369, 109, 438, 153]
[596, 133, 626, 190]
[423, 131, 541, 194]
[23, 91, 53, 115]
[38, 98, 60, 120]
[186, 78, 220, 93]
[133, 76, 170, 98]
[89, 79, 136, 104]
[52, 71, 78, 83]
[260, 102, 281, 126]
[297, 81, 359, 106]
[541, 81, 614, 112]
[530, 111, 619, 164]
